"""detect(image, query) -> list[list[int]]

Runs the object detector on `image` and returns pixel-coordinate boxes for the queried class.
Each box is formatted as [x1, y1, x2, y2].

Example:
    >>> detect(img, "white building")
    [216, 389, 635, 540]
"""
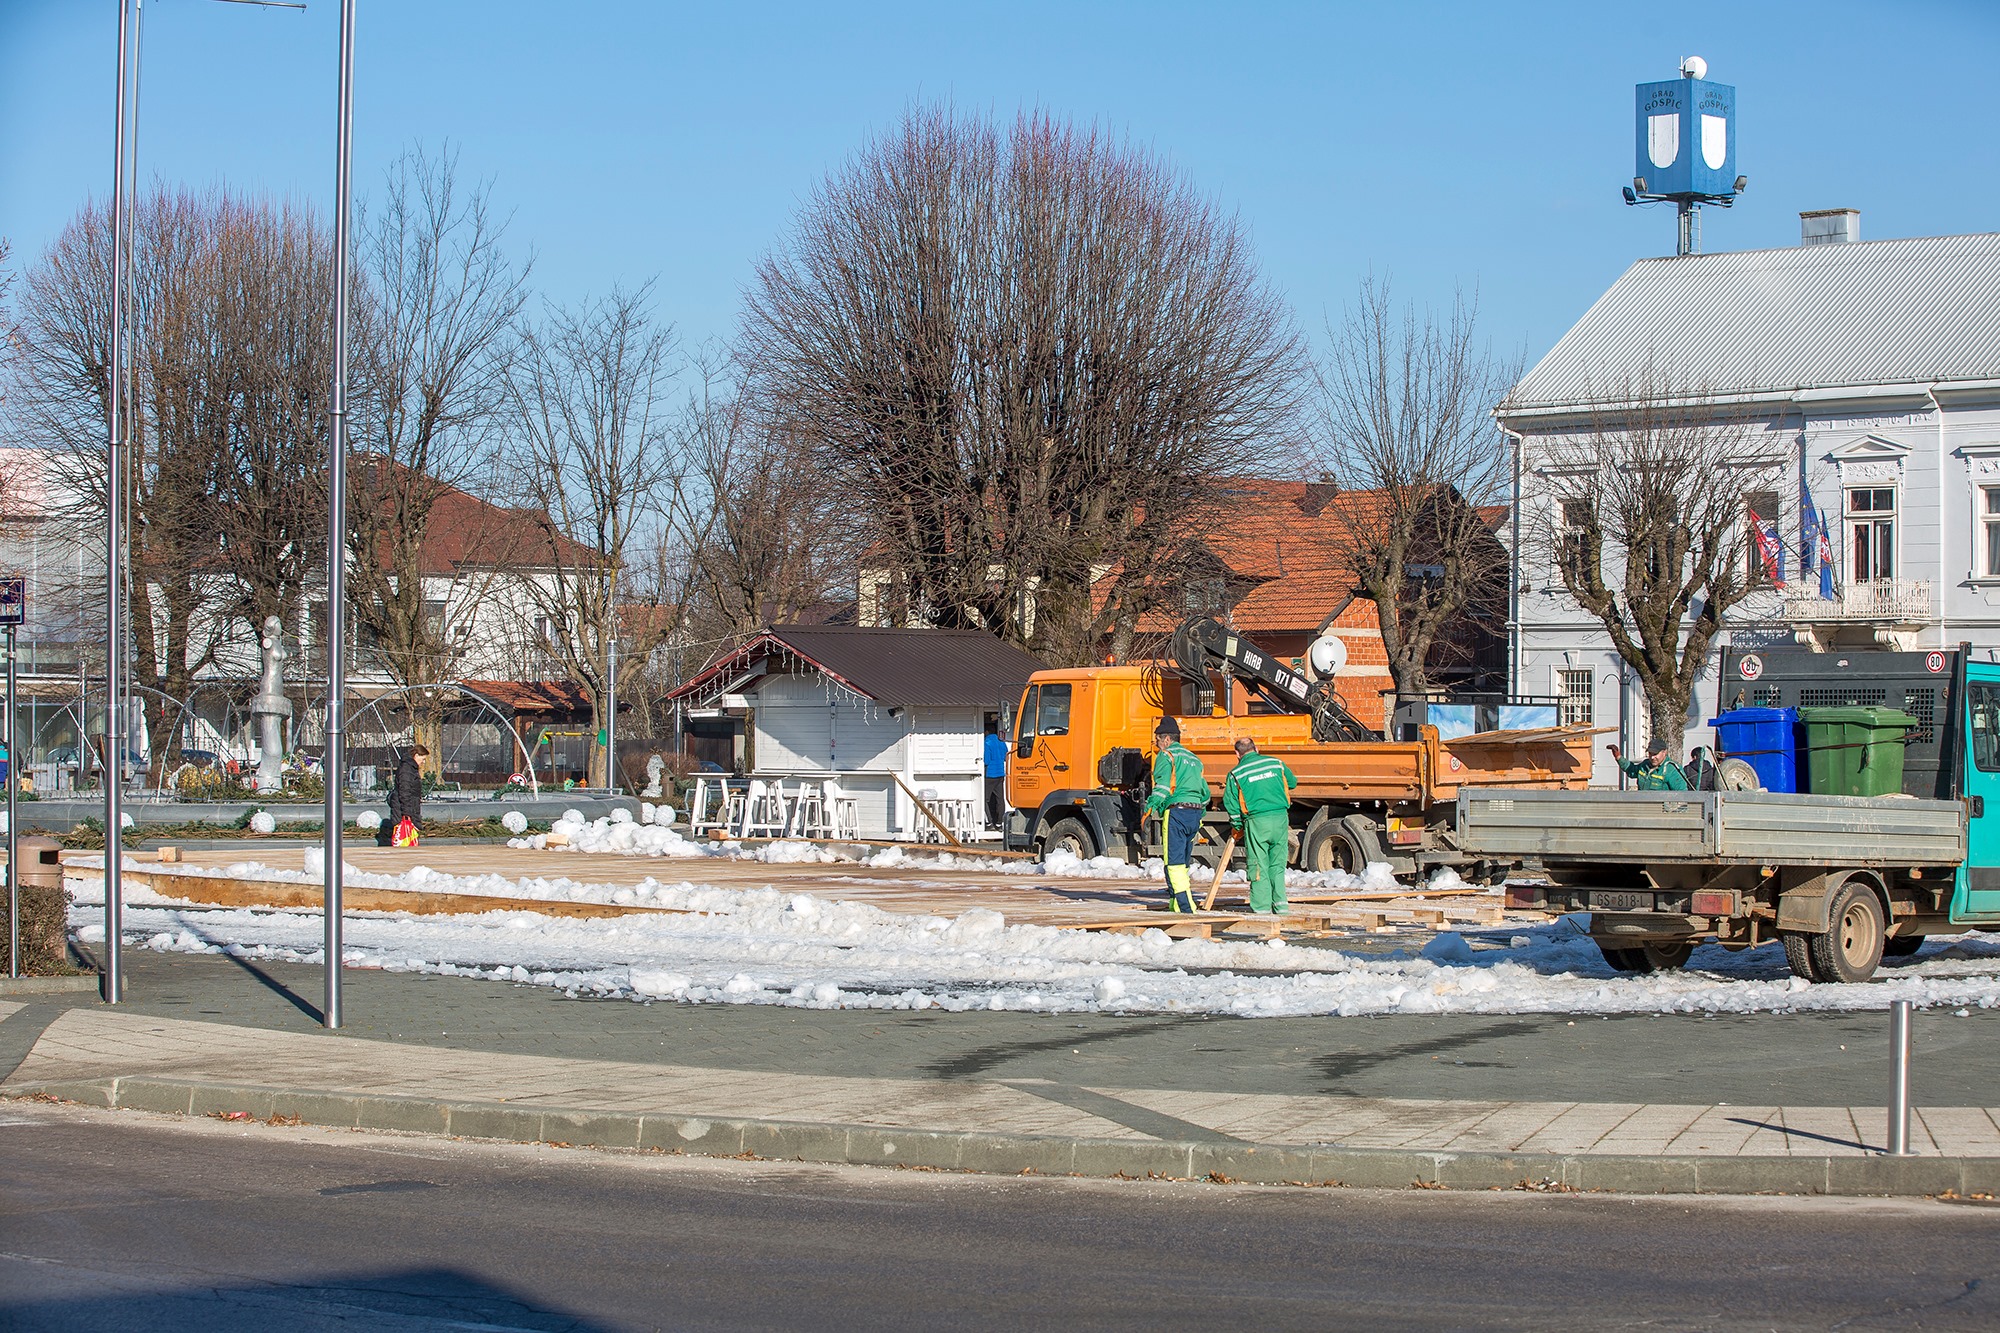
[669, 626, 1047, 839]
[1499, 217, 2000, 784]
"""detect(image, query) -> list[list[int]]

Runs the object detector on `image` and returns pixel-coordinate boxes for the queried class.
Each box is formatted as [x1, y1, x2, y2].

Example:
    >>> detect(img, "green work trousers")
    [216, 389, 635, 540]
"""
[1243, 810, 1290, 913]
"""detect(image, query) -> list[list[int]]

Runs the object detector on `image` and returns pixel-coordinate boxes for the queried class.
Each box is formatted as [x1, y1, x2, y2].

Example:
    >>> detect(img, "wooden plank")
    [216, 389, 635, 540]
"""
[702, 833, 1040, 862]
[890, 775, 968, 850]
[89, 869, 694, 923]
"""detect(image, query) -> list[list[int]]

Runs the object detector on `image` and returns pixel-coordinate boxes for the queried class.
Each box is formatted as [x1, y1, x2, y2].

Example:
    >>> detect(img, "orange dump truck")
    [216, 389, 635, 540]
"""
[1003, 665, 1594, 875]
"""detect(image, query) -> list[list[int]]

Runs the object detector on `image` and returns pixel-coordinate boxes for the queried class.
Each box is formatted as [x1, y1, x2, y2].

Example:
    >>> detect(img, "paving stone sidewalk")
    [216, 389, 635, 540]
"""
[5, 994, 1999, 1197]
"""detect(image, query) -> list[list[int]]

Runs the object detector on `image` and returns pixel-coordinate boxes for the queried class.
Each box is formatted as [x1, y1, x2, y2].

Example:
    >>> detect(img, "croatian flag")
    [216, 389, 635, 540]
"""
[1751, 505, 1788, 589]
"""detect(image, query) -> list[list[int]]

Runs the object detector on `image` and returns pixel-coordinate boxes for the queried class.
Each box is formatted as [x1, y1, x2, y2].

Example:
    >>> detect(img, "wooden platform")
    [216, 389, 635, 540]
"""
[88, 842, 1508, 938]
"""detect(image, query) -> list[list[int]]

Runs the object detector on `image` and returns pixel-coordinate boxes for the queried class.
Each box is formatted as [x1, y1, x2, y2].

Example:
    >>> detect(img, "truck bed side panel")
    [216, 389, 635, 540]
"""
[1459, 789, 1965, 866]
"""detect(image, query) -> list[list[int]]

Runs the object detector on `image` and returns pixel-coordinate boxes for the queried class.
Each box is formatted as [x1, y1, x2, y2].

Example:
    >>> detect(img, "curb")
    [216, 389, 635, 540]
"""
[10, 1075, 1996, 1198]
[0, 975, 102, 996]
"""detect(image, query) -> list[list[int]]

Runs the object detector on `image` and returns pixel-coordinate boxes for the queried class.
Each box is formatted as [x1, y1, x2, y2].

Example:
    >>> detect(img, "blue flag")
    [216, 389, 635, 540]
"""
[1800, 479, 1836, 600]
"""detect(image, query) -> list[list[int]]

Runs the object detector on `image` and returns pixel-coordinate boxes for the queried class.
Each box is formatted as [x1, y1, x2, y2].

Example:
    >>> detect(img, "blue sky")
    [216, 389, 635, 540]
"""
[4, 0, 1997, 367]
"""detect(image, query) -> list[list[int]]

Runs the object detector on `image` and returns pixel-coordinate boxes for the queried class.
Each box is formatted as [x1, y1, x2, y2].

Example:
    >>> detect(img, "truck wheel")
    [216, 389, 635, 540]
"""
[1781, 932, 1821, 982]
[1041, 816, 1097, 862]
[1806, 881, 1886, 984]
[1301, 818, 1369, 875]
[1598, 940, 1694, 974]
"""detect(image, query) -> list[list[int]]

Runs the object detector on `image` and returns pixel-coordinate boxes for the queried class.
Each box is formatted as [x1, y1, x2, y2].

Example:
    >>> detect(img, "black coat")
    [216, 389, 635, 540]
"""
[389, 753, 422, 822]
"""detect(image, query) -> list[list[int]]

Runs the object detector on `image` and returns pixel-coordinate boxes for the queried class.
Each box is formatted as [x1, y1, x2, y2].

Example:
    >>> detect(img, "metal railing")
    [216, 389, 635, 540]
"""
[1782, 578, 1933, 624]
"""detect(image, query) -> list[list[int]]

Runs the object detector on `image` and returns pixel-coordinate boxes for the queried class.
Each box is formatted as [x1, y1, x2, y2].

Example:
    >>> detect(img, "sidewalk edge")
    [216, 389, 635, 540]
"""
[10, 1075, 1994, 1198]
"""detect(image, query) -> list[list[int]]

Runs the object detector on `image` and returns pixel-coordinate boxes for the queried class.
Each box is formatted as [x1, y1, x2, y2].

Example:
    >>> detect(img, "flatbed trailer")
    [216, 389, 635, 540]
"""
[1460, 647, 2000, 982]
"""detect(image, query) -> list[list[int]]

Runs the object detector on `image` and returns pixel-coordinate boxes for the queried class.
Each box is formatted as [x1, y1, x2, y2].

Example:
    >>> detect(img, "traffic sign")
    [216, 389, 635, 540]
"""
[0, 578, 23, 626]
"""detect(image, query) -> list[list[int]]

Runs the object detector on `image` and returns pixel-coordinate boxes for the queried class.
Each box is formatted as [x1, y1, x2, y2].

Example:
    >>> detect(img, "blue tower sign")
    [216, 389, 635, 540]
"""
[1623, 57, 1746, 255]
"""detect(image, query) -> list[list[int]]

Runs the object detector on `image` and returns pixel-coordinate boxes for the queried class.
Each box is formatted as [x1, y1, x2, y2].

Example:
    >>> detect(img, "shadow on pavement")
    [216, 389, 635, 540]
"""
[217, 949, 325, 1025]
[921, 1017, 1184, 1079]
[1, 1265, 609, 1332]
[1313, 1019, 1542, 1093]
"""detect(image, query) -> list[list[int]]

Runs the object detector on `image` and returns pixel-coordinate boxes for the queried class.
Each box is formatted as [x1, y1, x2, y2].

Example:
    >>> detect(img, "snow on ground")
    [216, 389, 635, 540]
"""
[65, 853, 2000, 1019]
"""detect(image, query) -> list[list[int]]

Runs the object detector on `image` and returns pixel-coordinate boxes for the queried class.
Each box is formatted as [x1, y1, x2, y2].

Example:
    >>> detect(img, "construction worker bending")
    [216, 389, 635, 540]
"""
[1224, 737, 1298, 914]
[1145, 718, 1207, 913]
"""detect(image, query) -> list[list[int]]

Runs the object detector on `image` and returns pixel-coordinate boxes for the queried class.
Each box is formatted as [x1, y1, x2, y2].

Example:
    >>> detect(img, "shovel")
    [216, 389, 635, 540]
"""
[1201, 829, 1239, 911]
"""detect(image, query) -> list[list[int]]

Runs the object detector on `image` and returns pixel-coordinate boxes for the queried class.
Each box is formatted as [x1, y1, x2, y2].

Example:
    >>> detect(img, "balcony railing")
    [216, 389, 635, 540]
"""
[1782, 578, 1933, 625]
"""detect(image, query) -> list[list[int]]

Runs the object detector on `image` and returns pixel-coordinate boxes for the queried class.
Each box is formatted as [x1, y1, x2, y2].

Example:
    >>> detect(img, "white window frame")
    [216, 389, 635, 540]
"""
[1844, 484, 1898, 586]
[1557, 667, 1595, 727]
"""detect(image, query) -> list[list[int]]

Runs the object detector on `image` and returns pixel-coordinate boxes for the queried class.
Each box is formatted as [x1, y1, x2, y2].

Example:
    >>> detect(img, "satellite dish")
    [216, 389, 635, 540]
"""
[1307, 635, 1348, 679]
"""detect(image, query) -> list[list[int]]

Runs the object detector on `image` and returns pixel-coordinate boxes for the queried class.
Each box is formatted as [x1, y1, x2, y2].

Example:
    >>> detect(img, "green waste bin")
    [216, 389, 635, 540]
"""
[1798, 705, 1917, 797]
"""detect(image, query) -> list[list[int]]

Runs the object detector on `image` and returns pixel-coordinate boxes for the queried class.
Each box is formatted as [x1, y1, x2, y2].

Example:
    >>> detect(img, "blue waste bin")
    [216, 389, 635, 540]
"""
[1708, 706, 1799, 793]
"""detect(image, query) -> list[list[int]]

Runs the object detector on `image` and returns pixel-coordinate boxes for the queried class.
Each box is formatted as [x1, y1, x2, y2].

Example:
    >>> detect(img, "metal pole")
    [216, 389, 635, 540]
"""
[104, 0, 133, 1007]
[6, 626, 16, 978]
[322, 0, 355, 1030]
[606, 635, 617, 793]
[1887, 999, 1913, 1155]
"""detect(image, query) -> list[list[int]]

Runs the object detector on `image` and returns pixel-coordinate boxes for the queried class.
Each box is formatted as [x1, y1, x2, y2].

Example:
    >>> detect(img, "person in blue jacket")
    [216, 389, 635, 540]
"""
[982, 718, 1008, 835]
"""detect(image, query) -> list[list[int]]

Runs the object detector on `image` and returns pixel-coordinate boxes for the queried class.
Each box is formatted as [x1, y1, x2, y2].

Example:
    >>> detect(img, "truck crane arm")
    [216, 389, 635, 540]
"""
[1168, 616, 1374, 743]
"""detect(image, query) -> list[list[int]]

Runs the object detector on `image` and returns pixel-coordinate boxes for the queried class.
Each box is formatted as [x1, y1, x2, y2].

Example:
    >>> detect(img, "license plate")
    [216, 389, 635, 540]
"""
[1590, 890, 1653, 912]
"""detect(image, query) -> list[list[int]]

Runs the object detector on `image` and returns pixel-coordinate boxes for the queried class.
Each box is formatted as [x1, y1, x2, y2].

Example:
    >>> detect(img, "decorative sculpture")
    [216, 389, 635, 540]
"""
[250, 615, 293, 793]
[643, 752, 667, 798]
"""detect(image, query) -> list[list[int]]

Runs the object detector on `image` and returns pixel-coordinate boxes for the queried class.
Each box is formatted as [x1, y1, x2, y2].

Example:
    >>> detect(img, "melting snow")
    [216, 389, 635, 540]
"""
[62, 852, 2000, 1020]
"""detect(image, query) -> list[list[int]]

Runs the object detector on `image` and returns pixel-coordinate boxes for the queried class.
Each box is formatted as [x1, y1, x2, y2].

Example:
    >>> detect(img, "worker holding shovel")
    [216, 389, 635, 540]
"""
[1145, 718, 1207, 913]
[1223, 737, 1298, 914]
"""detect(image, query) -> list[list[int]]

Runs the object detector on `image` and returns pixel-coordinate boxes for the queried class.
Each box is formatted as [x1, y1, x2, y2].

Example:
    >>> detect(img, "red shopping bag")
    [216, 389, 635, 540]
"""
[391, 816, 419, 848]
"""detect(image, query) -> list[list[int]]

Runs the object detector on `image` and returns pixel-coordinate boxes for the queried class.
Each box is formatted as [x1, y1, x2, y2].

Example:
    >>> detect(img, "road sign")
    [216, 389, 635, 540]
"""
[0, 578, 22, 626]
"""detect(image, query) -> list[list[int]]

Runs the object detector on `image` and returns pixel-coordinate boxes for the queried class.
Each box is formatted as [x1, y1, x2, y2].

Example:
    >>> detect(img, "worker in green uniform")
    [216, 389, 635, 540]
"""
[1606, 738, 1689, 791]
[1145, 718, 1207, 913]
[1223, 737, 1298, 914]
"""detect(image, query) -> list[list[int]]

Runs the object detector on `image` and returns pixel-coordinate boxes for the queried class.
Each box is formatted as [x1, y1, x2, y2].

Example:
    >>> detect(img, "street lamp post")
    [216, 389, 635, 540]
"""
[103, 0, 134, 1006]
[322, 0, 355, 1030]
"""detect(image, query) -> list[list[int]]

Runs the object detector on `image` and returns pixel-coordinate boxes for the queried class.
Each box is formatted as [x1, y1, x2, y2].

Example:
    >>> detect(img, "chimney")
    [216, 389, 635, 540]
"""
[1301, 480, 1341, 517]
[1800, 209, 1861, 245]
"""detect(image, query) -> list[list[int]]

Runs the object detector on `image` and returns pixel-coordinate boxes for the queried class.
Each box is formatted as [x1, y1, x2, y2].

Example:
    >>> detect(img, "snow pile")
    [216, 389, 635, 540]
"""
[356, 810, 382, 832]
[248, 811, 276, 835]
[501, 811, 529, 835]
[65, 857, 2000, 1020]
[515, 811, 709, 859]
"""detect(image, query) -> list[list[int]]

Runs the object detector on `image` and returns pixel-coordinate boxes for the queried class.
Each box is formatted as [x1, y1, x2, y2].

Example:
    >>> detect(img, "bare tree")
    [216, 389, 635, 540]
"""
[348, 147, 530, 773]
[209, 197, 334, 638]
[508, 285, 678, 787]
[740, 106, 1303, 663]
[9, 192, 236, 755]
[1315, 279, 1516, 703]
[667, 355, 856, 647]
[1523, 378, 1786, 757]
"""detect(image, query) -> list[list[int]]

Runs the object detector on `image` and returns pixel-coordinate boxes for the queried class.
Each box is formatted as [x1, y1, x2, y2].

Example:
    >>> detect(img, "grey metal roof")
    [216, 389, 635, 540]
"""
[1502, 232, 2000, 413]
[673, 627, 1047, 709]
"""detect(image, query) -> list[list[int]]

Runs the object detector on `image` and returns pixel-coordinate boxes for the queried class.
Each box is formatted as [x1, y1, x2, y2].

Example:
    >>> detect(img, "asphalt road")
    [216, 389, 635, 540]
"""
[4, 1102, 1997, 1332]
[26, 948, 2000, 1107]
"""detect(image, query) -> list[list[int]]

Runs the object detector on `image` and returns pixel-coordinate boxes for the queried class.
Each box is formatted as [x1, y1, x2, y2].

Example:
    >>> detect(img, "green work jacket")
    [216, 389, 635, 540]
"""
[1618, 757, 1689, 791]
[1145, 742, 1208, 816]
[1223, 751, 1298, 825]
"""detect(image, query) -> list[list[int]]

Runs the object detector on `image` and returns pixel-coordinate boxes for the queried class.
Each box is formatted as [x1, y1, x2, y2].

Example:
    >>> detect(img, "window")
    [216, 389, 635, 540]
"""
[1559, 669, 1594, 727]
[1846, 486, 1895, 584]
[422, 598, 448, 639]
[1015, 685, 1039, 758]
[1557, 499, 1594, 578]
[1982, 487, 2000, 578]
[1969, 682, 2000, 773]
[1036, 683, 1072, 737]
[1744, 490, 1781, 586]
